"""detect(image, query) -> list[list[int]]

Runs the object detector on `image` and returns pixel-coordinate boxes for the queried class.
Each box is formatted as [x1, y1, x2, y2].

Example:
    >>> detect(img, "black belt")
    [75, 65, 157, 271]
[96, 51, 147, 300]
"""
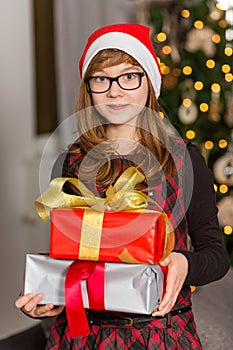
[87, 305, 192, 327]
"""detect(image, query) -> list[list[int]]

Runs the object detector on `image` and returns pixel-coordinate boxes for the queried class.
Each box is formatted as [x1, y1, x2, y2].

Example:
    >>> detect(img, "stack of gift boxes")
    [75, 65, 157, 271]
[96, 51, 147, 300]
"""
[24, 168, 174, 337]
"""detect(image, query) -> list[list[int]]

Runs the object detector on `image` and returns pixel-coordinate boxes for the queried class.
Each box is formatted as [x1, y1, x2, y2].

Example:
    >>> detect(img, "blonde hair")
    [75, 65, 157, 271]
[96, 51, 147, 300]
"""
[71, 49, 174, 189]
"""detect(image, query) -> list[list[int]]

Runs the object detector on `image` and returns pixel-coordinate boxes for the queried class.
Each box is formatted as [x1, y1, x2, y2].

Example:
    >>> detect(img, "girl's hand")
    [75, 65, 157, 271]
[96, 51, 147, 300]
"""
[15, 293, 64, 318]
[152, 252, 188, 317]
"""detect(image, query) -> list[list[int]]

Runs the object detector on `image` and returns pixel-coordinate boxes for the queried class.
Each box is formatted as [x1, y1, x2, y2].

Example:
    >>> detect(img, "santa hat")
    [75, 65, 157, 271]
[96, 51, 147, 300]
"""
[79, 23, 162, 98]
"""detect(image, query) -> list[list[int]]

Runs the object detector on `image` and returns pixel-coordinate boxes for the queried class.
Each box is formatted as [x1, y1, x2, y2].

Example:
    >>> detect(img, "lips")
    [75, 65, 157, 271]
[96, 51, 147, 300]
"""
[107, 104, 128, 110]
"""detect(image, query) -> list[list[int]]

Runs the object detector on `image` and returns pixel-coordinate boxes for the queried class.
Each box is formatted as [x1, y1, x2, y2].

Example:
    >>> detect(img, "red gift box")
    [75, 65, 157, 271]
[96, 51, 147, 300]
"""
[50, 208, 174, 263]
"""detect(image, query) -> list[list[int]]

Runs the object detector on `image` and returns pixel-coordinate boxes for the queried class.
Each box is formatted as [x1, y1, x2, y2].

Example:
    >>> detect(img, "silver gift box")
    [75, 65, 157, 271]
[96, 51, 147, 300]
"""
[24, 254, 164, 314]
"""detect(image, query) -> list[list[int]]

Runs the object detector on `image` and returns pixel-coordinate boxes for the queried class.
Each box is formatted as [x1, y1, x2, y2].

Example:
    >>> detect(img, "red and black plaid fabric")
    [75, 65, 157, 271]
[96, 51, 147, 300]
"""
[46, 308, 201, 349]
[46, 142, 202, 349]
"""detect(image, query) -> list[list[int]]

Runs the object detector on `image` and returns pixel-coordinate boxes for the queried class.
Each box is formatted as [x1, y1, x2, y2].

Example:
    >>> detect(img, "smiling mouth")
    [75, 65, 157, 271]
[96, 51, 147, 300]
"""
[107, 104, 128, 110]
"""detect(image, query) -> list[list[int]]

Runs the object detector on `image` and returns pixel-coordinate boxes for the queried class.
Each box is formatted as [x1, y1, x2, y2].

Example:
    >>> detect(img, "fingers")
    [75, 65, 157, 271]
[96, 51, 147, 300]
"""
[152, 252, 188, 317]
[35, 303, 53, 316]
[26, 303, 64, 318]
[22, 293, 44, 313]
[159, 256, 171, 267]
[15, 293, 34, 309]
[15, 293, 64, 318]
[152, 282, 179, 316]
[43, 305, 65, 317]
[152, 279, 179, 316]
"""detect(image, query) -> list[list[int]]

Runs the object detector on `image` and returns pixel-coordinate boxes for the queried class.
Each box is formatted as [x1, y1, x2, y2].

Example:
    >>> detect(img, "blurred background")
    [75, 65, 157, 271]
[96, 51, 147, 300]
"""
[0, 0, 232, 348]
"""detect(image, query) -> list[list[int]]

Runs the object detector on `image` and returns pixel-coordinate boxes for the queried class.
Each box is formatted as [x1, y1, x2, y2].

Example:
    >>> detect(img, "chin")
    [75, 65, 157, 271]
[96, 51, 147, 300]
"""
[104, 117, 137, 126]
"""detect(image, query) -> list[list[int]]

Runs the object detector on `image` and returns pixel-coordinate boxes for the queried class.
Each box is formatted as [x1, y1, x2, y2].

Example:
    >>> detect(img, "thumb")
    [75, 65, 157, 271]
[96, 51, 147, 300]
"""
[159, 256, 171, 267]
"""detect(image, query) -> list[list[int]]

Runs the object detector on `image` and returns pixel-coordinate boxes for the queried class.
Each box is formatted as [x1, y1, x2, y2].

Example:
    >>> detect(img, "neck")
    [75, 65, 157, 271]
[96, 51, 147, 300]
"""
[106, 123, 137, 140]
[106, 124, 138, 154]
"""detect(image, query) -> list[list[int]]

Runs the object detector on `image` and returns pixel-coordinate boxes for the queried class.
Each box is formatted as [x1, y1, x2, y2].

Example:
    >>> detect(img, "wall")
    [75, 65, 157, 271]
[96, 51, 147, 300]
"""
[0, 0, 52, 338]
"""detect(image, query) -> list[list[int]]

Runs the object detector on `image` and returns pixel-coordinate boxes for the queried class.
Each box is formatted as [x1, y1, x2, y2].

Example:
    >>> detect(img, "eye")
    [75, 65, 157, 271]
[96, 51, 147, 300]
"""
[92, 76, 108, 83]
[124, 73, 137, 81]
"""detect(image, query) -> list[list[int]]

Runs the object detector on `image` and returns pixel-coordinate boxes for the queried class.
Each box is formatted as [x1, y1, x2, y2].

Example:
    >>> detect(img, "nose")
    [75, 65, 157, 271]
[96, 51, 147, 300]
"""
[107, 80, 123, 97]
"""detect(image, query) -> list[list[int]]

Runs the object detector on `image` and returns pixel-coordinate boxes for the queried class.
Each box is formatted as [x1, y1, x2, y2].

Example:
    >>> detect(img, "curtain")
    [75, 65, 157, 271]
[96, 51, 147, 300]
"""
[54, 0, 136, 124]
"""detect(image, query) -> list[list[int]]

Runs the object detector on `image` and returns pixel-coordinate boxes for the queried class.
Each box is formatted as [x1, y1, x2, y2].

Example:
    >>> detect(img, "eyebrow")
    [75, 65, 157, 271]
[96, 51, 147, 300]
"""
[93, 65, 142, 75]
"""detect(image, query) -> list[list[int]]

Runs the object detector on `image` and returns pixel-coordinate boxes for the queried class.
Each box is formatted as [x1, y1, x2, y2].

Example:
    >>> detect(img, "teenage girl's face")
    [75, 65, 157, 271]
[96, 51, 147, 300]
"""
[90, 63, 149, 126]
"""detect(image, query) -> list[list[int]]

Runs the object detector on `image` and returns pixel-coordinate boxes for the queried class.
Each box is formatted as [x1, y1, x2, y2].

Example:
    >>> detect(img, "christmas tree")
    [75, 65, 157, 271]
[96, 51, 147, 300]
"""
[141, 0, 233, 264]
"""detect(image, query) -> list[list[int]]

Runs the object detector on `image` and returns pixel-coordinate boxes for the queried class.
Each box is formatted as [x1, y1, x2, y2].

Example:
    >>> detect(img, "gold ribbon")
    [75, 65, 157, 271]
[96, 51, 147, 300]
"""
[79, 210, 104, 260]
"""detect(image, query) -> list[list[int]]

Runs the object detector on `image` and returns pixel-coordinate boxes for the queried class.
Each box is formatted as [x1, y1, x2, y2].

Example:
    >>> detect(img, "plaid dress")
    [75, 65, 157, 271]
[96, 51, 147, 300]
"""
[46, 143, 202, 349]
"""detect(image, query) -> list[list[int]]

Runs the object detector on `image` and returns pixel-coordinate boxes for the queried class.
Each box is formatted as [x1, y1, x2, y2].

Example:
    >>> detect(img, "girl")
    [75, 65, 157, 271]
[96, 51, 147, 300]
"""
[16, 23, 229, 349]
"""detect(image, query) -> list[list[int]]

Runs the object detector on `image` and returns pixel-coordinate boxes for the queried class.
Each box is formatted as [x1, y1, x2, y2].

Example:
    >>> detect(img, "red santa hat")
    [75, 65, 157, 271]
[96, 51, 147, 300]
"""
[79, 23, 162, 98]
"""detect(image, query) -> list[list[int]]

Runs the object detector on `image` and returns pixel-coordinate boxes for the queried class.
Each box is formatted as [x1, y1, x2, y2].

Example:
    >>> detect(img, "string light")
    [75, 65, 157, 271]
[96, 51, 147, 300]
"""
[162, 45, 172, 55]
[222, 64, 231, 73]
[214, 184, 218, 192]
[225, 47, 233, 56]
[186, 130, 195, 139]
[211, 83, 221, 93]
[225, 73, 233, 82]
[157, 32, 167, 42]
[219, 184, 228, 193]
[218, 139, 228, 148]
[224, 226, 233, 235]
[172, 68, 181, 77]
[206, 59, 216, 69]
[200, 103, 209, 112]
[159, 111, 165, 119]
[194, 20, 204, 29]
[218, 19, 227, 28]
[160, 65, 170, 75]
[194, 81, 204, 90]
[159, 62, 165, 69]
[204, 140, 214, 150]
[182, 66, 192, 75]
[183, 98, 192, 107]
[212, 34, 221, 43]
[181, 9, 190, 18]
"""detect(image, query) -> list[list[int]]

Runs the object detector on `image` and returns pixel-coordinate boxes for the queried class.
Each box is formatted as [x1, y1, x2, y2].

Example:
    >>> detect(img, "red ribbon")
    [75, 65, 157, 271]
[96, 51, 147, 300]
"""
[88, 263, 105, 310]
[65, 261, 105, 338]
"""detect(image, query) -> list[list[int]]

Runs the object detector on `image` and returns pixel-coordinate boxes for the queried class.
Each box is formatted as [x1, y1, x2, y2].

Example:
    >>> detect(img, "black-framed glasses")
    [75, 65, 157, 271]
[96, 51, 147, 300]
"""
[85, 72, 146, 94]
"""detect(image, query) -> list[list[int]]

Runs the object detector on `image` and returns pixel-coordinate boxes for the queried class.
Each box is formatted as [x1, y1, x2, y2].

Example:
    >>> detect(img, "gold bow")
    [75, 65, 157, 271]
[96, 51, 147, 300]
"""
[35, 167, 152, 222]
